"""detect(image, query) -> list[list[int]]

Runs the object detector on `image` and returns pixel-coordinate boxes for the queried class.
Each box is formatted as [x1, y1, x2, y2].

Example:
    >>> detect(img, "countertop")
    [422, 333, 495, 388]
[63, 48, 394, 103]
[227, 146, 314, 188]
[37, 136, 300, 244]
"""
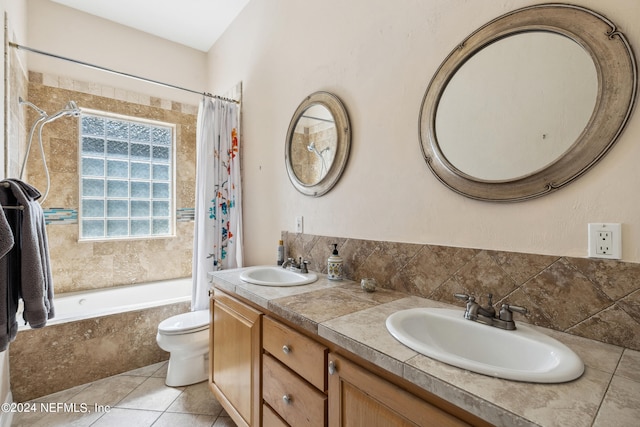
[209, 268, 640, 427]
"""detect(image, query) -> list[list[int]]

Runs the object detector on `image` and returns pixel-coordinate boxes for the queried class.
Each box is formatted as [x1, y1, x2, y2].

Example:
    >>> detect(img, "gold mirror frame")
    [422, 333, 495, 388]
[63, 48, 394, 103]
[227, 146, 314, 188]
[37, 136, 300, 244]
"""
[285, 92, 351, 197]
[419, 4, 637, 202]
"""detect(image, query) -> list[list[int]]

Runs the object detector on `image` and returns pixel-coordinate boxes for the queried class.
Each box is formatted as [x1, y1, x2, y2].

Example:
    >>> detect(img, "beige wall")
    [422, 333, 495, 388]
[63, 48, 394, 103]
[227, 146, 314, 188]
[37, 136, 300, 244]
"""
[206, 0, 640, 266]
[25, 0, 208, 105]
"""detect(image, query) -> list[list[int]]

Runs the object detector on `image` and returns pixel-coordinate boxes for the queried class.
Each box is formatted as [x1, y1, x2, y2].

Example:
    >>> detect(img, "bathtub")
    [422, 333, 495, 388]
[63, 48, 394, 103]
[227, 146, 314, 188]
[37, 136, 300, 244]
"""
[17, 277, 192, 329]
[10, 277, 195, 401]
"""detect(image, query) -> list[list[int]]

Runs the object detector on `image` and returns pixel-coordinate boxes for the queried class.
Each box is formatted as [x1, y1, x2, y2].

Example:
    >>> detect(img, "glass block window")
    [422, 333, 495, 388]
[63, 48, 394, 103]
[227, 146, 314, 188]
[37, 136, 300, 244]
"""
[79, 111, 175, 240]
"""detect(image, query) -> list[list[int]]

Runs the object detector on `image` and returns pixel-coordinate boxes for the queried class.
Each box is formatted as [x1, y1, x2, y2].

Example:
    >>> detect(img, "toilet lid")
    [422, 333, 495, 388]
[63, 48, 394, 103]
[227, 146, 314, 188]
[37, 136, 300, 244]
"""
[158, 310, 210, 335]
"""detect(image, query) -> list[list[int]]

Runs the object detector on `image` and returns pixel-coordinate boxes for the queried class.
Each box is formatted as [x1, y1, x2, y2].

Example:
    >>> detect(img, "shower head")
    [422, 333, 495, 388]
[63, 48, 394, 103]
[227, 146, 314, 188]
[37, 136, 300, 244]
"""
[43, 100, 82, 123]
[19, 97, 47, 117]
[65, 101, 82, 117]
[306, 141, 330, 158]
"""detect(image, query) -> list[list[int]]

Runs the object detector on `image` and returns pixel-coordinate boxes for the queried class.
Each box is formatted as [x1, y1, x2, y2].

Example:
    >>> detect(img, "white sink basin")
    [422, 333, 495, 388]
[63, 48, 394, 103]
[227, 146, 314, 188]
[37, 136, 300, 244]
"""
[239, 266, 318, 287]
[386, 307, 584, 383]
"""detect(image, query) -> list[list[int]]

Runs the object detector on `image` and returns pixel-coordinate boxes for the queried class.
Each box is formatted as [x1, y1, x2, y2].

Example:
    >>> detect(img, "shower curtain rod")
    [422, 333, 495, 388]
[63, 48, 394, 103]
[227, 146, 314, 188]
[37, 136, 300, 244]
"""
[9, 42, 239, 104]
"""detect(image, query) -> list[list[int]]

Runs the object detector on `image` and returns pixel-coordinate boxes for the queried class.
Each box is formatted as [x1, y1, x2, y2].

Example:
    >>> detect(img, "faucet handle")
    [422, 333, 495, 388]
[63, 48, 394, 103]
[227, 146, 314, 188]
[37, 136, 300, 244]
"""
[504, 304, 527, 315]
[499, 304, 528, 322]
[454, 293, 471, 302]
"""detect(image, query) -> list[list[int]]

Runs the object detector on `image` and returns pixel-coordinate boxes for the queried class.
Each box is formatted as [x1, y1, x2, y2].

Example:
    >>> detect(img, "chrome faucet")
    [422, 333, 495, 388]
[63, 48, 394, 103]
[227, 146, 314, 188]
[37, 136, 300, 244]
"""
[281, 257, 295, 269]
[282, 257, 309, 273]
[454, 293, 527, 330]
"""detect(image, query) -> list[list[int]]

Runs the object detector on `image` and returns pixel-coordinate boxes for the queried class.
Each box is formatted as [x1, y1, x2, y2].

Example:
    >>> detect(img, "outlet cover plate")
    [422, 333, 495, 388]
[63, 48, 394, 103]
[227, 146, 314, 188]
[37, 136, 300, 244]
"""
[588, 223, 621, 259]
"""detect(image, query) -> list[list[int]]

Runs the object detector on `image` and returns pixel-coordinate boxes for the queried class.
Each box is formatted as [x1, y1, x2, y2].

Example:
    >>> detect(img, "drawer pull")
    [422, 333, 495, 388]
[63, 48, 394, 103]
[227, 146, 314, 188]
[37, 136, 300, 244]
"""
[328, 360, 336, 375]
[282, 345, 291, 354]
[282, 394, 292, 404]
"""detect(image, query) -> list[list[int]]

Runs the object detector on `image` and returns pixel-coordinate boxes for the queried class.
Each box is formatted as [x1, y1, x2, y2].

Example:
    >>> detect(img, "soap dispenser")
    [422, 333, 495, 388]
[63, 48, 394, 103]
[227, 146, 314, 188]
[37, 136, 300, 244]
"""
[327, 243, 343, 280]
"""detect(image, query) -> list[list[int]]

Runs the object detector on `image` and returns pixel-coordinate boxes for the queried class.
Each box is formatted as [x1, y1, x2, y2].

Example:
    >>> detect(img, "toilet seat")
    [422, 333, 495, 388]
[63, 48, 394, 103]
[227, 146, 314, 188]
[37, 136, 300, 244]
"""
[158, 310, 210, 335]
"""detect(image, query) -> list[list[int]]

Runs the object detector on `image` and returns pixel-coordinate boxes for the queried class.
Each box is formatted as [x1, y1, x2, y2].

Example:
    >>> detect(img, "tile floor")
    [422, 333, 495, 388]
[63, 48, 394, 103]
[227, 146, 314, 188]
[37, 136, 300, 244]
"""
[11, 362, 237, 427]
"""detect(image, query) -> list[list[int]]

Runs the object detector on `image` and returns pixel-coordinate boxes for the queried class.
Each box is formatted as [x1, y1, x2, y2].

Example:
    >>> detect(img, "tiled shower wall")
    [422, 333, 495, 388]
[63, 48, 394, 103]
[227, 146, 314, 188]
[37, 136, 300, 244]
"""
[22, 73, 196, 293]
[283, 231, 640, 351]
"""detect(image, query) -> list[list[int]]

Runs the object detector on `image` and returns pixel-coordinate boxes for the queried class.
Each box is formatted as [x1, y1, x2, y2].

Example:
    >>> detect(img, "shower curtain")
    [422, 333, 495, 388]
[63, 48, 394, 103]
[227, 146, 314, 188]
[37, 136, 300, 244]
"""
[192, 97, 242, 311]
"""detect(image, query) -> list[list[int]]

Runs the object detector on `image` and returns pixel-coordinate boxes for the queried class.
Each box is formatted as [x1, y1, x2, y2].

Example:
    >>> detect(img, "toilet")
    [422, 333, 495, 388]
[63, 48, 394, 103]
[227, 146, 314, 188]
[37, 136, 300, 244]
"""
[156, 309, 210, 387]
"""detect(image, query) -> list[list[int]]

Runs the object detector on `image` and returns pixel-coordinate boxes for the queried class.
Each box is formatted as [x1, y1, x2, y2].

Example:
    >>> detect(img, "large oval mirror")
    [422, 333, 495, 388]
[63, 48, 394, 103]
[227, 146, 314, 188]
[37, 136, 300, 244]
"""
[285, 92, 351, 196]
[419, 4, 637, 202]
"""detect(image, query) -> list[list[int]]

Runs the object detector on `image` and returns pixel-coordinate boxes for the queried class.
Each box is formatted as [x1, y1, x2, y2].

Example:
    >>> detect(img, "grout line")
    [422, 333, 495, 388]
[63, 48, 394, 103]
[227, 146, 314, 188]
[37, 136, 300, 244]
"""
[14, 362, 226, 427]
[589, 352, 624, 427]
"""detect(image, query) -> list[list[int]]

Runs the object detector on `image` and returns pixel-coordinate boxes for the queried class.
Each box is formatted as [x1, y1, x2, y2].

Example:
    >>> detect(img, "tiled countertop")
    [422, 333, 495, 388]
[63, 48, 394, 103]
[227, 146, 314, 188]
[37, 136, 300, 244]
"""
[209, 268, 640, 427]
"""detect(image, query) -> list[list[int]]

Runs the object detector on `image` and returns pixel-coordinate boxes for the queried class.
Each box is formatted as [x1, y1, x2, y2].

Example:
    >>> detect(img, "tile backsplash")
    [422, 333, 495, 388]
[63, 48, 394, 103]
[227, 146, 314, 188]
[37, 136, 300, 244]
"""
[283, 232, 640, 351]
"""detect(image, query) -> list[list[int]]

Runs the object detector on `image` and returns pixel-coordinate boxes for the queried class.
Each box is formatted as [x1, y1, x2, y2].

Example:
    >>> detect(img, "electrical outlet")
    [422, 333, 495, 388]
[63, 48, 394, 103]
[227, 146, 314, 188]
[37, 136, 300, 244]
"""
[588, 223, 621, 259]
[596, 231, 613, 255]
[295, 216, 303, 233]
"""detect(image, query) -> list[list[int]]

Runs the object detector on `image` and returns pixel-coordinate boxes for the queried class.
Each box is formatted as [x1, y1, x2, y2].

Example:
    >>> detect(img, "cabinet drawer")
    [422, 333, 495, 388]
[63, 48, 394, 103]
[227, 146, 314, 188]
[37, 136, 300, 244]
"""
[263, 403, 289, 427]
[263, 316, 328, 391]
[263, 354, 327, 427]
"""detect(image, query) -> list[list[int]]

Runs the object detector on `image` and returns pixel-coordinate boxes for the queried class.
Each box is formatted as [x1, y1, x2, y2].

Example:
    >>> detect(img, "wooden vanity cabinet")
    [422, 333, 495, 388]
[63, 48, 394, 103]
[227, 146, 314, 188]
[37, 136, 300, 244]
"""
[209, 287, 489, 427]
[209, 289, 262, 427]
[262, 316, 328, 427]
[328, 352, 473, 427]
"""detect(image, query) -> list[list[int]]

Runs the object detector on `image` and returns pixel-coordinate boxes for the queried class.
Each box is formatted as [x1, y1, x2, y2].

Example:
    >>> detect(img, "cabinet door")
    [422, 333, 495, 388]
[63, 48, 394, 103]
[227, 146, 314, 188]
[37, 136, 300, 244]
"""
[328, 353, 470, 427]
[210, 291, 262, 427]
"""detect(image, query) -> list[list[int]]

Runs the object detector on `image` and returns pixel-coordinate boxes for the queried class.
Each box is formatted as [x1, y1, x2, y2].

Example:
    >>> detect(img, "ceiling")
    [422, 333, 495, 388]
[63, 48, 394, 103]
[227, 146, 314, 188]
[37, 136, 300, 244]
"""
[51, 0, 251, 52]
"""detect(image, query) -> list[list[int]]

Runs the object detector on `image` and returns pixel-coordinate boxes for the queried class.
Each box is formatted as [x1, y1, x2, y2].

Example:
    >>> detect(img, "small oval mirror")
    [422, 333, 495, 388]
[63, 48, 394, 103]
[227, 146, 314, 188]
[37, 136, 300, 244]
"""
[285, 92, 351, 197]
